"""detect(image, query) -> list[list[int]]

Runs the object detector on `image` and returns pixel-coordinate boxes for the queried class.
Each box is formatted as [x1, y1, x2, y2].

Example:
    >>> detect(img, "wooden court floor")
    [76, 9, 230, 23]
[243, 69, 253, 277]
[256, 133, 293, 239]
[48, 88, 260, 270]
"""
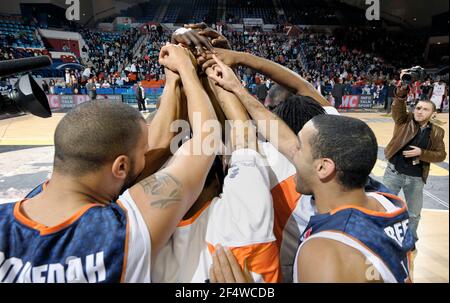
[0, 112, 448, 283]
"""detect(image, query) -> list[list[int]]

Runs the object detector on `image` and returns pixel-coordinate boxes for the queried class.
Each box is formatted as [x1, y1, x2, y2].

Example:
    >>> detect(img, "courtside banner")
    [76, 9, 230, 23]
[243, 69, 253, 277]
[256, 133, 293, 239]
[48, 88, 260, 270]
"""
[333, 95, 373, 109]
[339, 95, 360, 109]
[46, 94, 123, 111]
[359, 94, 374, 108]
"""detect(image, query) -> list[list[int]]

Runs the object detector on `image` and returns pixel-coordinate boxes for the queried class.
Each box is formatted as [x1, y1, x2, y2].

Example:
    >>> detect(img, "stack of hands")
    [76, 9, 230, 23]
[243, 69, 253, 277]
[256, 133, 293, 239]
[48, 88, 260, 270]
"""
[157, 23, 257, 283]
[160, 22, 245, 96]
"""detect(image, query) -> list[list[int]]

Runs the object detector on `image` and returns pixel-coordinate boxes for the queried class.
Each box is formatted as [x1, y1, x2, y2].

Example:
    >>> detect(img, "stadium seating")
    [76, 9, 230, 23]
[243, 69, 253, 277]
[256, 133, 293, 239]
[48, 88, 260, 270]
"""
[279, 0, 339, 25]
[0, 19, 44, 48]
[226, 0, 278, 24]
[120, 0, 165, 23]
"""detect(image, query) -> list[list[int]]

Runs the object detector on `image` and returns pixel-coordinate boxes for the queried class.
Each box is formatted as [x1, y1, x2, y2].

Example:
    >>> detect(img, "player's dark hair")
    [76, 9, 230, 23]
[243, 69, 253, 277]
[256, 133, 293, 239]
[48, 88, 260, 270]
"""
[203, 156, 225, 193]
[273, 95, 326, 134]
[267, 84, 293, 109]
[309, 115, 378, 190]
[54, 100, 145, 176]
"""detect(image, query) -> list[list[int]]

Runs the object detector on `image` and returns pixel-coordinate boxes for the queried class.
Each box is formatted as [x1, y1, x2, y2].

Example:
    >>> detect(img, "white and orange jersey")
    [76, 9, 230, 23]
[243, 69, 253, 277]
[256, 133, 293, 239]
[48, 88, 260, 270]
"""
[151, 149, 280, 283]
[257, 141, 314, 283]
[256, 105, 340, 282]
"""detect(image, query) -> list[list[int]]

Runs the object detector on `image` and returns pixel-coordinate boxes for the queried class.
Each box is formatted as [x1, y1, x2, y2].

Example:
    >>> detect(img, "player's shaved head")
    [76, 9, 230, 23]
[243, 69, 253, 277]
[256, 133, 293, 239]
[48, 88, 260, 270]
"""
[54, 100, 145, 176]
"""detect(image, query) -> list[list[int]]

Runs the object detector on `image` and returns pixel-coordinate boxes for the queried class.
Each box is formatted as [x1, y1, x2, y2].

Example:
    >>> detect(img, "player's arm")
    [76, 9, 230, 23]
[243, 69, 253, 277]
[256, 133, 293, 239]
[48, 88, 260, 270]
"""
[205, 65, 250, 123]
[136, 68, 183, 181]
[204, 64, 255, 153]
[205, 60, 282, 283]
[296, 238, 382, 283]
[199, 48, 330, 106]
[208, 55, 299, 163]
[200, 75, 227, 139]
[129, 44, 219, 260]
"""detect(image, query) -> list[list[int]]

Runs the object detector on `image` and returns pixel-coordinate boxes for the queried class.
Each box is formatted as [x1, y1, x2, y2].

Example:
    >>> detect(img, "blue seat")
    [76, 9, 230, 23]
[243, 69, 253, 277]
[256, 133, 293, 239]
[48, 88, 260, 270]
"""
[97, 88, 114, 94]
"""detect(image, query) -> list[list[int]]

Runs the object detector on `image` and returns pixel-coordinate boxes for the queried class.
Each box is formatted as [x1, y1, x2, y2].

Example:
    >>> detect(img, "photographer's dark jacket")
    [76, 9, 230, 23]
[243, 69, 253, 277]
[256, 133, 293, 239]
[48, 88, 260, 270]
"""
[384, 88, 447, 183]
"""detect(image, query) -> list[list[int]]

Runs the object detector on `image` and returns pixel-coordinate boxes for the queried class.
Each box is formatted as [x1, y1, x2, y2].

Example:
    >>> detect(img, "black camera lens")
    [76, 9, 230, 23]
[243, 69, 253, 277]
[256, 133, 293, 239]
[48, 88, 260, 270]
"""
[401, 73, 412, 81]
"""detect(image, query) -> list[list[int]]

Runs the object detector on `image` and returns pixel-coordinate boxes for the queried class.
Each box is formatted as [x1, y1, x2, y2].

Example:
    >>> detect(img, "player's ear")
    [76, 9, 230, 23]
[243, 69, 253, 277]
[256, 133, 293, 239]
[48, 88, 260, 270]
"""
[316, 158, 336, 181]
[111, 155, 130, 180]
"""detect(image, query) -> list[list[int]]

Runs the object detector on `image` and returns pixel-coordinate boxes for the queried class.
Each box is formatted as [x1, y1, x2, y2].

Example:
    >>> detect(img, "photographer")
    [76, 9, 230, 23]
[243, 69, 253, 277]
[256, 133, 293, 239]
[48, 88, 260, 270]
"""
[383, 69, 447, 255]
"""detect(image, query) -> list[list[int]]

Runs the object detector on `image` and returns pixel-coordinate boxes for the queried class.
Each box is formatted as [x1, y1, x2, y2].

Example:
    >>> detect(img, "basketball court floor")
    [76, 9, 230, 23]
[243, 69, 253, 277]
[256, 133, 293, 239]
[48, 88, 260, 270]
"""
[0, 111, 448, 283]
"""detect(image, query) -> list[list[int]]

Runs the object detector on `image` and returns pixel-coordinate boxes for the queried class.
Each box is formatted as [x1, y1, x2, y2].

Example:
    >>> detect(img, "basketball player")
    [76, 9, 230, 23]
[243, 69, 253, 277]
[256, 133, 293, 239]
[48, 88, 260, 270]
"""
[0, 44, 220, 283]
[429, 78, 448, 112]
[208, 55, 415, 283]
[191, 30, 393, 281]
[151, 64, 280, 283]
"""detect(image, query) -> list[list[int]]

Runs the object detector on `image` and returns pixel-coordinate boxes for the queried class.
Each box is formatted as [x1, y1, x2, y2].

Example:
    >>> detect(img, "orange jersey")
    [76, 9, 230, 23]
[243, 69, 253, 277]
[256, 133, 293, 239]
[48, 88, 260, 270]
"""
[151, 149, 281, 283]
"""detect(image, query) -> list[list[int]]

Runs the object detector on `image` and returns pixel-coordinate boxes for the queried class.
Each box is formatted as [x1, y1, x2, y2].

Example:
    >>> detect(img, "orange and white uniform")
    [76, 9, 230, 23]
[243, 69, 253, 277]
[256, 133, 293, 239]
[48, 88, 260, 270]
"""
[151, 149, 280, 283]
[431, 82, 446, 109]
[258, 106, 339, 282]
[257, 141, 308, 283]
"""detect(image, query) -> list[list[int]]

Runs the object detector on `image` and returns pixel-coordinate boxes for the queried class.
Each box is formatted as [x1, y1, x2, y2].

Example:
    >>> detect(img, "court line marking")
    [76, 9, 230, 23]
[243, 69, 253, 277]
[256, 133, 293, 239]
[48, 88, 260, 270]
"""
[424, 190, 449, 209]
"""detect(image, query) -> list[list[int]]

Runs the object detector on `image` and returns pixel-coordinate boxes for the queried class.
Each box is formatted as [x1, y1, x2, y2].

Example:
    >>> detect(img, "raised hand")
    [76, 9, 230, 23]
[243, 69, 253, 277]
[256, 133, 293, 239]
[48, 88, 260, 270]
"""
[158, 43, 196, 73]
[206, 55, 242, 93]
[183, 23, 231, 49]
[209, 245, 254, 283]
[164, 67, 180, 84]
[198, 48, 241, 71]
[198, 28, 231, 49]
[171, 28, 214, 55]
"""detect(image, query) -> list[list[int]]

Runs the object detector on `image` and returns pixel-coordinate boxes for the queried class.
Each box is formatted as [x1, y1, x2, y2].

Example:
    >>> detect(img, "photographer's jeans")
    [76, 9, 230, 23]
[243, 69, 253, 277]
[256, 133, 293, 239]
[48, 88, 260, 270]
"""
[383, 162, 424, 244]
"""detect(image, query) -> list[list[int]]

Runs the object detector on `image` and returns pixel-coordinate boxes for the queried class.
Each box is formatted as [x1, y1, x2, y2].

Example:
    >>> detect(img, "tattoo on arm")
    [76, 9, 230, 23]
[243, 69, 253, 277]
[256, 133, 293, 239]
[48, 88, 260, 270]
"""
[139, 172, 182, 209]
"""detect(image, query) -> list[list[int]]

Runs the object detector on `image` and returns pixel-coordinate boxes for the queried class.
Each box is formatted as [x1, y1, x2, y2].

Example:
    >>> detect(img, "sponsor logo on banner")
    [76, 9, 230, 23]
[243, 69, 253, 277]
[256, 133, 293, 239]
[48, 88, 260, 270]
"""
[243, 18, 264, 26]
[47, 95, 61, 109]
[340, 95, 360, 108]
[359, 95, 374, 108]
[46, 95, 123, 111]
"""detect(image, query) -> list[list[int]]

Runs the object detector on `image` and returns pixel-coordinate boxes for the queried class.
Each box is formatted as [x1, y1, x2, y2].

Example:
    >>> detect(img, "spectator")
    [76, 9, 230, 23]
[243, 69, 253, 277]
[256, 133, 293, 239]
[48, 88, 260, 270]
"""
[331, 78, 344, 109]
[136, 81, 147, 112]
[386, 80, 396, 113]
[255, 78, 268, 103]
[86, 78, 97, 100]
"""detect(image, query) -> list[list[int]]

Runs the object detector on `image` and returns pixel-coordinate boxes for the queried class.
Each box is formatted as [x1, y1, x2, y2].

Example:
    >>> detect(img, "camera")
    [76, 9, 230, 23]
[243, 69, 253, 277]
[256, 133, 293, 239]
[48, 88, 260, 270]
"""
[401, 66, 426, 84]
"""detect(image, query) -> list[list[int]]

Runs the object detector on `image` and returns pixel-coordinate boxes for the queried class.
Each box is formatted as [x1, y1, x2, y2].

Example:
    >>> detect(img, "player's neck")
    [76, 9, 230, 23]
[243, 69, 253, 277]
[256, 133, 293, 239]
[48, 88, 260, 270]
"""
[43, 172, 114, 206]
[20, 173, 115, 228]
[313, 185, 371, 214]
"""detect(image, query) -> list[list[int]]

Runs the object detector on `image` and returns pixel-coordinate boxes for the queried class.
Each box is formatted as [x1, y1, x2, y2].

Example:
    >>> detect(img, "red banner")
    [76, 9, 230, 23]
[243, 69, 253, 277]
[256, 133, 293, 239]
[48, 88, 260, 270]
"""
[340, 95, 360, 108]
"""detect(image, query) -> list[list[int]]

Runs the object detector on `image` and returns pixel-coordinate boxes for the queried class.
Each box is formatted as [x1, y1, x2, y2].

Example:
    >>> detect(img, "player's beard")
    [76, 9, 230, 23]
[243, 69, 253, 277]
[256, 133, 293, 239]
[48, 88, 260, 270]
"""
[120, 158, 139, 195]
[295, 172, 313, 196]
